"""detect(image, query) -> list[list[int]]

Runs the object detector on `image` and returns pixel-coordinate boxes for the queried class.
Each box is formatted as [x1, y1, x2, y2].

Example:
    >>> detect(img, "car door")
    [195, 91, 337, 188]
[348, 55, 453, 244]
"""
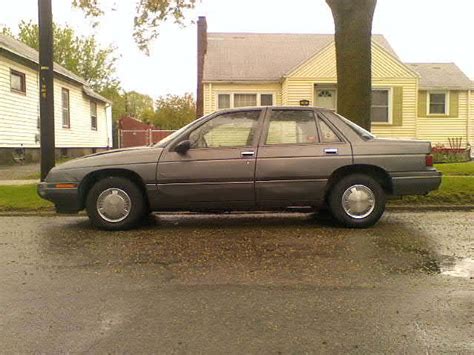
[155, 109, 264, 210]
[255, 108, 352, 208]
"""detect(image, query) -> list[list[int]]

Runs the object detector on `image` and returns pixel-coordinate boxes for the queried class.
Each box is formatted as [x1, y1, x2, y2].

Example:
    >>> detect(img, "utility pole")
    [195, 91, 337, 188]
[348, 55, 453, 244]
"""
[38, 0, 55, 181]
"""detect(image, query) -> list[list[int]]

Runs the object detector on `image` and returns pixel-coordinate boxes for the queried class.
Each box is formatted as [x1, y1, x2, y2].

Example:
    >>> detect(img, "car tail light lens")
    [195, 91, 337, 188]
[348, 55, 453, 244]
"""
[425, 154, 433, 167]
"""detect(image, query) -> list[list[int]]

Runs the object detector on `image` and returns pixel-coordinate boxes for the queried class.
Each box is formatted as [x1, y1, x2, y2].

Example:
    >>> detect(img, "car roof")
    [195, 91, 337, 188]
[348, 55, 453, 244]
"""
[217, 106, 336, 113]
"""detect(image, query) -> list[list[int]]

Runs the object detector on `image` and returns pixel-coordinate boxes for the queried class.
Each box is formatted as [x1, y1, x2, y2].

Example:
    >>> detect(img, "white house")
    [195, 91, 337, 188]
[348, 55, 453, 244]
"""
[0, 33, 113, 164]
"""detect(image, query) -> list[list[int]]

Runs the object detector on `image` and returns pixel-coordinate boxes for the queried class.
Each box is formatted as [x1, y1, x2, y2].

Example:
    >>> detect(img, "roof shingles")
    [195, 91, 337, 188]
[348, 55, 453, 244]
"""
[203, 33, 397, 82]
[406, 63, 472, 90]
[203, 33, 472, 90]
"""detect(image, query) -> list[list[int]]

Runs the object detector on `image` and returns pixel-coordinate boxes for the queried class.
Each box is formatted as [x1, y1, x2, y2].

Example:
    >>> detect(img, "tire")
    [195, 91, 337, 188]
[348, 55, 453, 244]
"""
[328, 174, 386, 228]
[86, 177, 146, 230]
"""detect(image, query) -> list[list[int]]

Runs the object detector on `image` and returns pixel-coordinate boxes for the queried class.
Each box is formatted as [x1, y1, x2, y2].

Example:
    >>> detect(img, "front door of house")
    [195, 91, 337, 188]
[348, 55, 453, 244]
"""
[315, 89, 337, 110]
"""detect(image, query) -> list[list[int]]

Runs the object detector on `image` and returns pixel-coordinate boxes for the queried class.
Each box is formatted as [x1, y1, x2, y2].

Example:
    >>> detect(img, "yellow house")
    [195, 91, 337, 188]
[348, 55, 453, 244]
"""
[196, 17, 474, 148]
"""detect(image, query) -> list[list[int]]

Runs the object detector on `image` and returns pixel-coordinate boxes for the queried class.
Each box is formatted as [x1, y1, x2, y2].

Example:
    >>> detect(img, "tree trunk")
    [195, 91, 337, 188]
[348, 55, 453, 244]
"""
[326, 0, 377, 131]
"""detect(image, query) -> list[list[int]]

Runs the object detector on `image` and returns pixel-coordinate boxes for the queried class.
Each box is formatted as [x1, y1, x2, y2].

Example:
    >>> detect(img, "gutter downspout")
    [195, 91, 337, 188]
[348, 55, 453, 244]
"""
[104, 103, 112, 150]
[467, 89, 471, 147]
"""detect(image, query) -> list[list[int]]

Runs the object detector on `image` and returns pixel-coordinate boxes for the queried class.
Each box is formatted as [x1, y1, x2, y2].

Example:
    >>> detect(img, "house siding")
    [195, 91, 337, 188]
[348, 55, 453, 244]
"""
[281, 43, 419, 139]
[0, 56, 39, 148]
[416, 90, 470, 147]
[469, 90, 474, 146]
[0, 55, 111, 149]
[372, 79, 418, 139]
[202, 39, 472, 148]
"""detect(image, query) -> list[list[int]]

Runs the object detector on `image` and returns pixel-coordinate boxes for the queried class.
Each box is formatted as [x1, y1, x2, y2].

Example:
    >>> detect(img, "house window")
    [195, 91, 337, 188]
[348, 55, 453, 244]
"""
[62, 88, 70, 128]
[428, 92, 447, 115]
[10, 69, 26, 93]
[217, 93, 275, 109]
[371, 89, 390, 123]
[218, 94, 231, 109]
[234, 94, 257, 108]
[90, 101, 98, 130]
[260, 94, 274, 106]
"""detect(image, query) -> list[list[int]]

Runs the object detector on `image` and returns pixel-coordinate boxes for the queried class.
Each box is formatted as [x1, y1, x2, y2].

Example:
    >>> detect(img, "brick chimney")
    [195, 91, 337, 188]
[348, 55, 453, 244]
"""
[196, 16, 207, 118]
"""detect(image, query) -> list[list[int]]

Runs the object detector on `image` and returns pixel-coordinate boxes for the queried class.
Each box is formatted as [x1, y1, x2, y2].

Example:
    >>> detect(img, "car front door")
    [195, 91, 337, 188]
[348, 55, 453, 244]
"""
[155, 109, 264, 210]
[255, 108, 352, 208]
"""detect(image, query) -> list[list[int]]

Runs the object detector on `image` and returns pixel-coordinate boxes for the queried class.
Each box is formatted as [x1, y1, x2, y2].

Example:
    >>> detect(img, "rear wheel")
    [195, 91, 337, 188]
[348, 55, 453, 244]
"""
[86, 177, 146, 230]
[328, 174, 386, 228]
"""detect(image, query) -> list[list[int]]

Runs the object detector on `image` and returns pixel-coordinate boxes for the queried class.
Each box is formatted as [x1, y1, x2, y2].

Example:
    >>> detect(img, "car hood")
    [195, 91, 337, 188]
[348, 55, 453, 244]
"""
[57, 146, 163, 170]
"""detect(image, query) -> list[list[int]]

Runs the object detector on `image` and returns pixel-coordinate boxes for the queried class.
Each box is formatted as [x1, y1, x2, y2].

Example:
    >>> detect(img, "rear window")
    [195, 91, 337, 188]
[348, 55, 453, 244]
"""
[331, 112, 375, 140]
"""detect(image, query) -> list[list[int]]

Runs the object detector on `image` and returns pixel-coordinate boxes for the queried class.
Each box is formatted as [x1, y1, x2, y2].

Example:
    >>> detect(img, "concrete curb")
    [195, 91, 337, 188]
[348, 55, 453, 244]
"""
[387, 205, 474, 211]
[0, 205, 473, 217]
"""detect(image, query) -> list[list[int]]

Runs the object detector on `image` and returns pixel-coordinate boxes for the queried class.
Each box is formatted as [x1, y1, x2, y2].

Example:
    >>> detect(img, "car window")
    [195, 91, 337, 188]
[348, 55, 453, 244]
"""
[318, 117, 341, 143]
[189, 111, 260, 148]
[266, 110, 318, 145]
[332, 112, 376, 140]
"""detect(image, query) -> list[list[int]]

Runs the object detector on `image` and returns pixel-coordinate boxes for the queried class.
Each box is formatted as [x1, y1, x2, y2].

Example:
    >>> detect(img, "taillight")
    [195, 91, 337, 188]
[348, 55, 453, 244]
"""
[425, 154, 433, 167]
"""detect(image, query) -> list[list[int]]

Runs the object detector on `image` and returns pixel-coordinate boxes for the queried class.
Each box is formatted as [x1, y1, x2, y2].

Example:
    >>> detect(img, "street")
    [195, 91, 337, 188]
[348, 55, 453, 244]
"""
[0, 211, 472, 353]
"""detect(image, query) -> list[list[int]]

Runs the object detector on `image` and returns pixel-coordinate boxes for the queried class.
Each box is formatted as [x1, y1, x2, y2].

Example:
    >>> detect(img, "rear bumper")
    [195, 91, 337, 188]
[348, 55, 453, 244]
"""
[390, 170, 442, 196]
[37, 182, 82, 214]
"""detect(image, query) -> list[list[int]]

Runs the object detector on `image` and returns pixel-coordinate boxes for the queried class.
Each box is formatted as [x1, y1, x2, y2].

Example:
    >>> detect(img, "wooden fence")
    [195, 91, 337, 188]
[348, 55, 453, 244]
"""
[118, 129, 176, 148]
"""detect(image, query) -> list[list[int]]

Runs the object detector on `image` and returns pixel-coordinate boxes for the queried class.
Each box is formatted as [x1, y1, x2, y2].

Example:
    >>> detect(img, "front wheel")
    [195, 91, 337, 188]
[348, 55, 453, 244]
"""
[86, 177, 146, 230]
[328, 174, 386, 228]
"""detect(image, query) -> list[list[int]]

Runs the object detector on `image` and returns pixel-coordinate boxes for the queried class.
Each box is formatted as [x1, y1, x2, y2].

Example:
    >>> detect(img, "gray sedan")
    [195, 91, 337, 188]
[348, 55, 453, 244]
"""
[38, 107, 441, 230]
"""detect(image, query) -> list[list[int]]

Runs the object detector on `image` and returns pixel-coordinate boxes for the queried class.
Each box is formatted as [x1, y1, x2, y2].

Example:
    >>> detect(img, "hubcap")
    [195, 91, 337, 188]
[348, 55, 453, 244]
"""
[342, 184, 376, 219]
[96, 188, 132, 223]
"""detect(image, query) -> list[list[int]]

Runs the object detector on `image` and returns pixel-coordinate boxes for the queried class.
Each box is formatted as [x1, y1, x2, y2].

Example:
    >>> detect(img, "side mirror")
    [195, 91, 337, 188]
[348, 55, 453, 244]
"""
[174, 140, 191, 155]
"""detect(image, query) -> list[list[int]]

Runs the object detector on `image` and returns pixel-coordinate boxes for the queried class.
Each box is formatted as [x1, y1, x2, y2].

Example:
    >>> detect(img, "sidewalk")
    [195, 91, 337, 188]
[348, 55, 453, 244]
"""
[0, 163, 39, 181]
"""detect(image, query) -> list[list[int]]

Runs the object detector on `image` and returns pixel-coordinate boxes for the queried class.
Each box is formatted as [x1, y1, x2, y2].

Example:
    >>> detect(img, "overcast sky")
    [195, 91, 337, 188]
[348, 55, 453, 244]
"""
[1, 0, 473, 98]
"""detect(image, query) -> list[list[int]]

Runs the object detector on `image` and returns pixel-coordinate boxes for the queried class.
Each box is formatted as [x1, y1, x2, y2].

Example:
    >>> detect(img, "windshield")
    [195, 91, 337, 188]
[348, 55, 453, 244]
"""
[334, 113, 376, 140]
[154, 115, 209, 147]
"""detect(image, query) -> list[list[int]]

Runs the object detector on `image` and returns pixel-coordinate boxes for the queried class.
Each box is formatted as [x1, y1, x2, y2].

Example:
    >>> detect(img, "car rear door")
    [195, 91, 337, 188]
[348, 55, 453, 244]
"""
[155, 109, 265, 210]
[255, 108, 352, 208]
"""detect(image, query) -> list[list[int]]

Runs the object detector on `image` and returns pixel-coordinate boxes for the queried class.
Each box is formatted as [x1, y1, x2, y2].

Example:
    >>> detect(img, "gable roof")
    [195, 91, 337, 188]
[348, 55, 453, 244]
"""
[203, 33, 398, 82]
[406, 63, 472, 90]
[0, 33, 110, 103]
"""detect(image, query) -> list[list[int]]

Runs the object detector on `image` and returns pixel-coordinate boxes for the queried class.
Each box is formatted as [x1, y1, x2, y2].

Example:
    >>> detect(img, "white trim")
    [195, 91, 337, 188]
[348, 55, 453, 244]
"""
[427, 90, 449, 116]
[371, 87, 393, 125]
[215, 92, 277, 110]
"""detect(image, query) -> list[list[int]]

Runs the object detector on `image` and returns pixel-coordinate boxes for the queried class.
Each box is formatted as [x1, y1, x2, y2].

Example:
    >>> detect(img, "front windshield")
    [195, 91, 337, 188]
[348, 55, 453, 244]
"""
[334, 113, 376, 140]
[154, 115, 209, 147]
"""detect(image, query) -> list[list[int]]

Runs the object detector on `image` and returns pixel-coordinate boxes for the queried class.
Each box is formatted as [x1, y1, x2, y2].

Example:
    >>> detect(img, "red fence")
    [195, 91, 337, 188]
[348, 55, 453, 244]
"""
[118, 129, 176, 148]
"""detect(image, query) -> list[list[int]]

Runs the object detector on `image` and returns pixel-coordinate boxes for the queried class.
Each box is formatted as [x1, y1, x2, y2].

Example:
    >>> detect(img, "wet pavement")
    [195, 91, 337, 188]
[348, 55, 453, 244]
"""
[0, 211, 472, 353]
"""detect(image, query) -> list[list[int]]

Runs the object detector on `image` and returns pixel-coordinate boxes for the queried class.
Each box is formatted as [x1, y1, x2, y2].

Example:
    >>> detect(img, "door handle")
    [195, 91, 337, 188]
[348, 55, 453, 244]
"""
[324, 148, 338, 155]
[241, 151, 255, 158]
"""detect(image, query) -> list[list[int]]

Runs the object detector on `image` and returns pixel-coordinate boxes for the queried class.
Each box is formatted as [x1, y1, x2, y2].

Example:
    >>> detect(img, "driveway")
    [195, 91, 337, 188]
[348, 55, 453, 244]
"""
[0, 211, 472, 353]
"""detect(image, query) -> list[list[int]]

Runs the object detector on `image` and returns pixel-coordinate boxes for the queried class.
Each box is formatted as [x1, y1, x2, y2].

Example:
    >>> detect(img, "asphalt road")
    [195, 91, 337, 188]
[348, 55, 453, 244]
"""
[0, 211, 472, 353]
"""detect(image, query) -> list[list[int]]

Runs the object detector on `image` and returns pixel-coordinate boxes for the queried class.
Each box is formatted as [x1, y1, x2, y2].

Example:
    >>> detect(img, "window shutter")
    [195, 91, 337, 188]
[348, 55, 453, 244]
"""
[392, 87, 403, 126]
[418, 91, 427, 118]
[448, 91, 459, 117]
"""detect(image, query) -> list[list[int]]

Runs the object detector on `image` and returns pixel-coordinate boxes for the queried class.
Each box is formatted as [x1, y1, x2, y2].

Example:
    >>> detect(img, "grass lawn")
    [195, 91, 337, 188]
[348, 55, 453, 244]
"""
[0, 184, 53, 211]
[434, 162, 474, 176]
[390, 176, 474, 205]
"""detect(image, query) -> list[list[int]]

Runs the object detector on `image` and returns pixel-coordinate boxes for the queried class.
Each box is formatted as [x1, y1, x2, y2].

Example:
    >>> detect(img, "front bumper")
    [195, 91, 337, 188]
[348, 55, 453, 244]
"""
[37, 182, 82, 213]
[390, 169, 442, 196]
